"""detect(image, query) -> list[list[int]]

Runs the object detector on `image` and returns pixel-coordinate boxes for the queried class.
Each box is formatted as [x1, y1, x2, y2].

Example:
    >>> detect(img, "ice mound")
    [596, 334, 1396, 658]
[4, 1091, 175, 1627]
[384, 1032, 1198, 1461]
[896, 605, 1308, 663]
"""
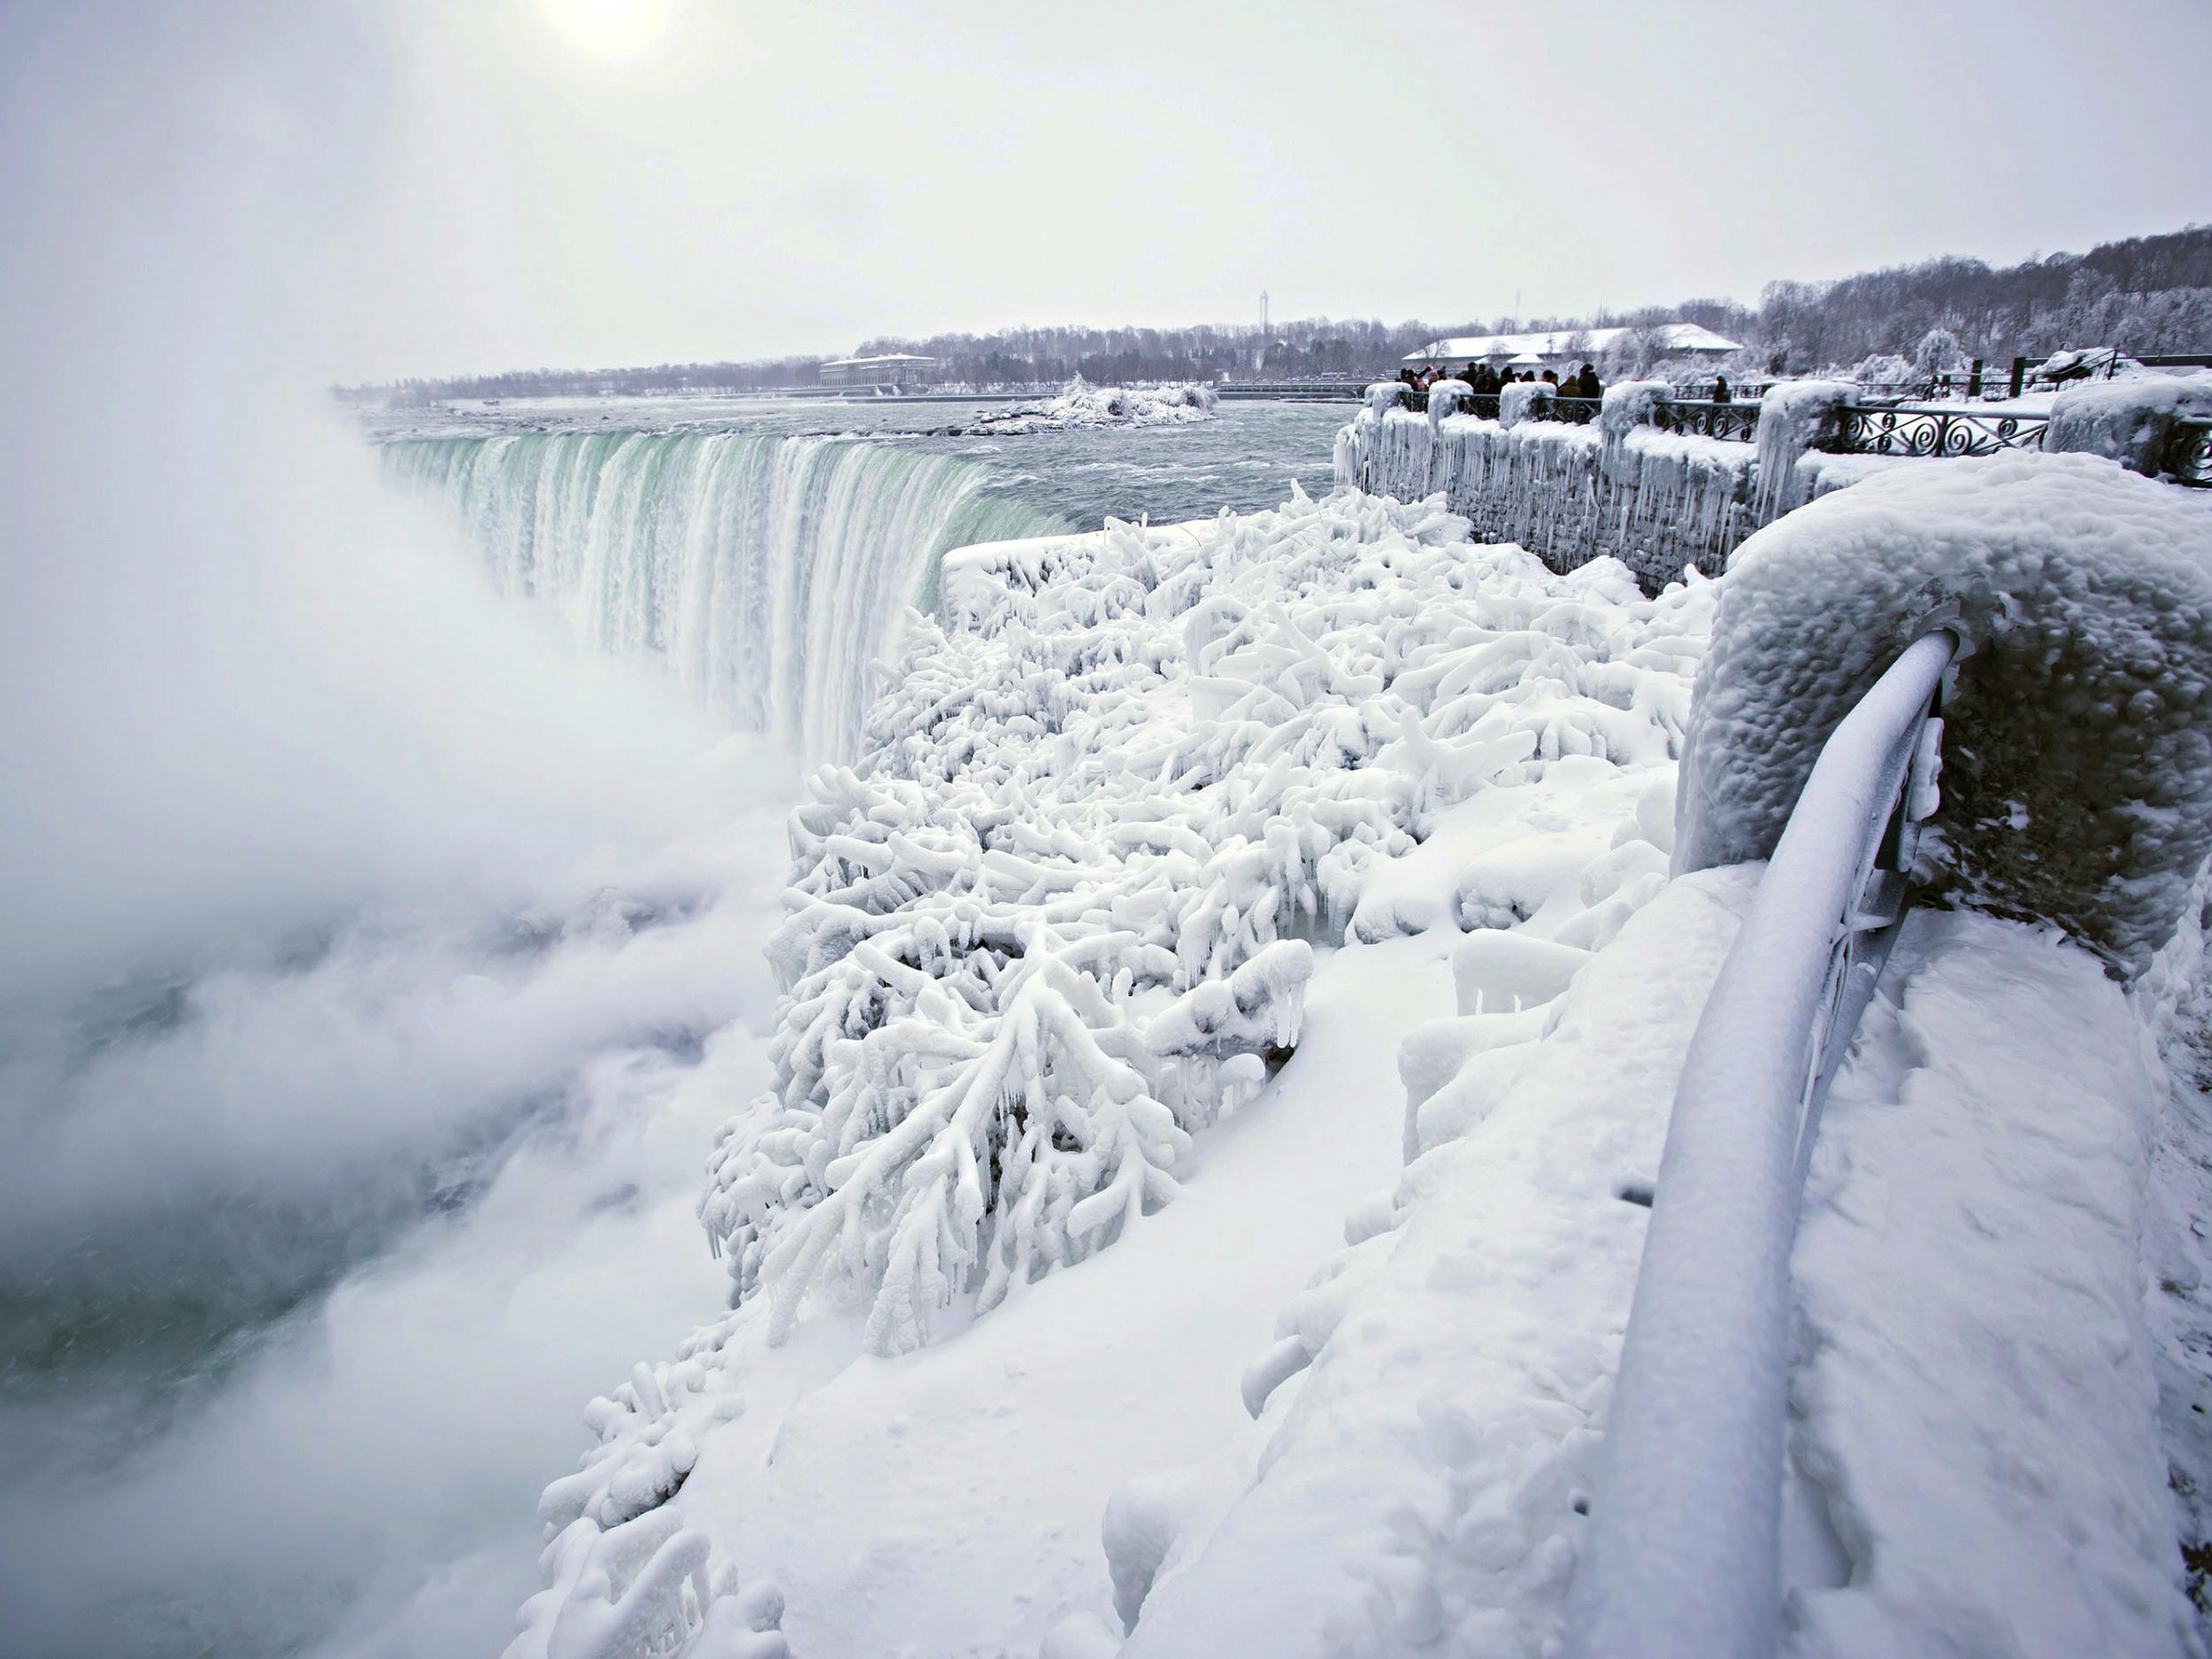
[2046, 370, 2212, 475]
[696, 486, 1721, 1359]
[947, 380, 1219, 435]
[1677, 449, 2212, 975]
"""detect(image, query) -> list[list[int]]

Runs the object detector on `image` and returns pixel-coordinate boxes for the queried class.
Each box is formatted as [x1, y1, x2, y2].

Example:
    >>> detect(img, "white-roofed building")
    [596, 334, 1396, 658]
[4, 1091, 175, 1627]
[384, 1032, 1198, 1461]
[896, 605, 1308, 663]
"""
[1405, 323, 1741, 365]
[820, 353, 938, 386]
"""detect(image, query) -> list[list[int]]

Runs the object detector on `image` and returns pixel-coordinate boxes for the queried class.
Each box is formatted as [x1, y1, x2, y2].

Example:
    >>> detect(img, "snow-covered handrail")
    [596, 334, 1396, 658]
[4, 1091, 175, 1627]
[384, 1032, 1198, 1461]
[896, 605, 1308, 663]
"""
[1563, 629, 1958, 1659]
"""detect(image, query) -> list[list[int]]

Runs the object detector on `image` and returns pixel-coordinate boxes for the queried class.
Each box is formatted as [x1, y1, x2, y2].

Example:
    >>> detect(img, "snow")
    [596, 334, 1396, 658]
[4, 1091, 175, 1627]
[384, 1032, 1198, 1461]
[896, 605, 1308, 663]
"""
[1787, 908, 2200, 1658]
[1110, 868, 1755, 1659]
[1678, 450, 2212, 977]
[943, 380, 1219, 436]
[1599, 379, 1672, 442]
[1751, 380, 1855, 521]
[1496, 380, 1555, 428]
[513, 486, 1722, 1655]
[2047, 370, 2212, 474]
[507, 466, 2211, 1659]
[1336, 403, 1749, 588]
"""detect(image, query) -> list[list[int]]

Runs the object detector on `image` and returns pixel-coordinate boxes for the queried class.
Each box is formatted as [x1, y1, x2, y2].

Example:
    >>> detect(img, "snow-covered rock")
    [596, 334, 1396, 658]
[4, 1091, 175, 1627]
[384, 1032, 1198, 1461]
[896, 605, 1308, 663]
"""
[1677, 450, 2212, 976]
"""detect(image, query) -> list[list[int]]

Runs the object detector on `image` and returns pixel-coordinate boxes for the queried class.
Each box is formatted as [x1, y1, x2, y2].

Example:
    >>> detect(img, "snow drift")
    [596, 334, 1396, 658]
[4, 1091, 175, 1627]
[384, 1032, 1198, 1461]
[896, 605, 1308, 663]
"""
[1676, 450, 2212, 976]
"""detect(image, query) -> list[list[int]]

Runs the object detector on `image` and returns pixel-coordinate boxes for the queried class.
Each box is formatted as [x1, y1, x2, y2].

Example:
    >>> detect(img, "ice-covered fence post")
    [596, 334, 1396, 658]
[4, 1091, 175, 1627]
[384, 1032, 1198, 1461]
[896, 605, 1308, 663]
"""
[2044, 373, 2212, 480]
[1749, 380, 1855, 524]
[1563, 630, 1954, 1659]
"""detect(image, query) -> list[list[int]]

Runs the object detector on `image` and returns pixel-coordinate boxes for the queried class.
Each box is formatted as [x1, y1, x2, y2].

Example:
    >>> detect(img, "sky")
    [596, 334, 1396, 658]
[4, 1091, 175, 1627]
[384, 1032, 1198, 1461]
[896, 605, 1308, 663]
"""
[5, 0, 2210, 382]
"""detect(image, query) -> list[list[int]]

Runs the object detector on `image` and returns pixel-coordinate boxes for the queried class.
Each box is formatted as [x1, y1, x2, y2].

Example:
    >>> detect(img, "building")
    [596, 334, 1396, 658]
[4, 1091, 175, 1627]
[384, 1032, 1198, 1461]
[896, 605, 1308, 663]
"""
[1404, 323, 1740, 368]
[819, 353, 938, 388]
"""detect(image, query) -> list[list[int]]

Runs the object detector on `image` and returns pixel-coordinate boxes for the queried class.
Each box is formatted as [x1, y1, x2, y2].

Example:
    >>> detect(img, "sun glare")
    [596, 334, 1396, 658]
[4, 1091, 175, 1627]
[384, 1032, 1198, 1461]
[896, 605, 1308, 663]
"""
[541, 0, 674, 58]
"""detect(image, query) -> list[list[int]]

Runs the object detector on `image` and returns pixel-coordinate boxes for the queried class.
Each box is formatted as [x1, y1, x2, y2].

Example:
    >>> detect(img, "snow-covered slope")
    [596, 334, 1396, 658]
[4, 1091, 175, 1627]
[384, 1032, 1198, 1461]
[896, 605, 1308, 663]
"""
[510, 480, 2208, 1659]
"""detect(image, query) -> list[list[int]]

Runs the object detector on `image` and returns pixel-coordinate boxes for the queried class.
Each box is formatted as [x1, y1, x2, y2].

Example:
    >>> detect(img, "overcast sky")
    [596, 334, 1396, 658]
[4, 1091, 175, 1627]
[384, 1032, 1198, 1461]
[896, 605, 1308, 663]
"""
[8, 0, 2210, 381]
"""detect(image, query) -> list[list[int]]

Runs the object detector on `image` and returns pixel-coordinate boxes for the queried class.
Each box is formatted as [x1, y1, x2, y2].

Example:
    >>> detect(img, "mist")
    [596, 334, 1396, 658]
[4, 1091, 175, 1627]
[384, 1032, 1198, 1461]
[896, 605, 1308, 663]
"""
[0, 5, 800, 1653]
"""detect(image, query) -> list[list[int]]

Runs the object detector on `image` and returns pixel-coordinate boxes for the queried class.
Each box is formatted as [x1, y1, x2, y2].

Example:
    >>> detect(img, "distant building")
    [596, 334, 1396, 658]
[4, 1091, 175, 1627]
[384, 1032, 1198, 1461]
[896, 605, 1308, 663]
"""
[820, 353, 939, 387]
[1404, 323, 1740, 367]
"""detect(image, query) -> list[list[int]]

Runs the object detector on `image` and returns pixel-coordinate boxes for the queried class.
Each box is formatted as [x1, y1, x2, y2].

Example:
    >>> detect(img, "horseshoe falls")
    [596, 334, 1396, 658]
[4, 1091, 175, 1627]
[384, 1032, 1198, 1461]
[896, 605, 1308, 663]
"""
[382, 431, 1070, 760]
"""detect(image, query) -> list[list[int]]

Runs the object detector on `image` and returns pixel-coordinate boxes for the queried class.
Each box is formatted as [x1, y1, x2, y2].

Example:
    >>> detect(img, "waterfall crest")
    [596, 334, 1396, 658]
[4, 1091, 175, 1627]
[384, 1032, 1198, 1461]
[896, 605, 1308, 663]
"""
[383, 430, 1067, 760]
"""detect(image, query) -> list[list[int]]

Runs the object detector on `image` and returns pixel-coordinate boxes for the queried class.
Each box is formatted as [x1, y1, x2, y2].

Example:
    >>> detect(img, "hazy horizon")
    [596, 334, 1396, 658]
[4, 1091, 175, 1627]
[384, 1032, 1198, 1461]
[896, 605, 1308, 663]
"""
[10, 0, 2206, 388]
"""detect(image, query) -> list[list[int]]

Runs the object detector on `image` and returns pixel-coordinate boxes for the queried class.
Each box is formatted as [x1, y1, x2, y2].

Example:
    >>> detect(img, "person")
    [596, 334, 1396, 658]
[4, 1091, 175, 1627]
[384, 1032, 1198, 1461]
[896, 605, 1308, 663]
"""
[1540, 368, 1559, 387]
[1461, 362, 1480, 388]
[1712, 374, 1732, 404]
[1399, 366, 1417, 388]
[1576, 363, 1601, 400]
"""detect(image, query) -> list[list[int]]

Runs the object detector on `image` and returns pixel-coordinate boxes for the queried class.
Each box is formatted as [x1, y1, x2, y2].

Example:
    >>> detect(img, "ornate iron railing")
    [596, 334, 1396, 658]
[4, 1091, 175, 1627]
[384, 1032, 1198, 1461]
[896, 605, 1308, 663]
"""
[1647, 398, 1761, 442]
[1829, 403, 2051, 458]
[2167, 419, 2212, 488]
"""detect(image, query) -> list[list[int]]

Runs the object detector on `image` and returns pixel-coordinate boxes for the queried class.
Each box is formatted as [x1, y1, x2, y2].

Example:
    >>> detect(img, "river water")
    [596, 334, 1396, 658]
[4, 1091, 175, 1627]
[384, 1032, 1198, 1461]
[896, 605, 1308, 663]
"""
[0, 395, 1346, 1659]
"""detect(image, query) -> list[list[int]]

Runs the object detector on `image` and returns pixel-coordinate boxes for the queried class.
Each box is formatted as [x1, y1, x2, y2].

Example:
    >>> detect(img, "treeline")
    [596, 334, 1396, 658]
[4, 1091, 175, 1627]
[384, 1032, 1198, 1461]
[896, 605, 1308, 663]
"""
[343, 225, 2212, 399]
[346, 355, 831, 403]
[1755, 226, 2212, 373]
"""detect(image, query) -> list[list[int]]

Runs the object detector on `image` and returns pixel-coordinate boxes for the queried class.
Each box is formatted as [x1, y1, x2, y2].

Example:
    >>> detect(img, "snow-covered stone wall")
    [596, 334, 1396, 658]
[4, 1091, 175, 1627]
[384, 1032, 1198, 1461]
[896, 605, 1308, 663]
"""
[1677, 450, 2212, 977]
[1334, 404, 1752, 589]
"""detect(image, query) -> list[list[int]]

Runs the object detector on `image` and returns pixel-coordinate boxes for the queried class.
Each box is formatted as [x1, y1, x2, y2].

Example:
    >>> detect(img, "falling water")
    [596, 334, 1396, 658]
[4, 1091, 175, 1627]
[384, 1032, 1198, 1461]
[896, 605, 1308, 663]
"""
[383, 430, 1070, 760]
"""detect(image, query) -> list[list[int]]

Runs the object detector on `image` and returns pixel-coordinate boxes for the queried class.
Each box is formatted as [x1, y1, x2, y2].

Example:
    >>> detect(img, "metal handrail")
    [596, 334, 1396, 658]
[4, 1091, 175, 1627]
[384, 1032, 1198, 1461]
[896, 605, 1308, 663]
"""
[1563, 630, 1959, 1659]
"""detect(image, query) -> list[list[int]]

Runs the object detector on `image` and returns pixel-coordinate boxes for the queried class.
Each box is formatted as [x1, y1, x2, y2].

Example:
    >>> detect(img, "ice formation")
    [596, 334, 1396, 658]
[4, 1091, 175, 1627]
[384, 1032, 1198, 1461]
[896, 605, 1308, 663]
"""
[512, 466, 2212, 1659]
[1495, 380, 1555, 429]
[944, 380, 1220, 436]
[519, 486, 1723, 1654]
[1336, 397, 1752, 587]
[1678, 450, 2212, 975]
[1598, 379, 1672, 442]
[695, 485, 1709, 1358]
[1749, 380, 1856, 521]
[2045, 370, 2212, 475]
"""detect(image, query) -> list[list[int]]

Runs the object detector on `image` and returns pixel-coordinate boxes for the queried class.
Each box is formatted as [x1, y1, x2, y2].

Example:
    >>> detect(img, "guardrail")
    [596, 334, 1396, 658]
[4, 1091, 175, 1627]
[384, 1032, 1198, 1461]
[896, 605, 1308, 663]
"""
[1563, 630, 1959, 1659]
[1828, 402, 2051, 457]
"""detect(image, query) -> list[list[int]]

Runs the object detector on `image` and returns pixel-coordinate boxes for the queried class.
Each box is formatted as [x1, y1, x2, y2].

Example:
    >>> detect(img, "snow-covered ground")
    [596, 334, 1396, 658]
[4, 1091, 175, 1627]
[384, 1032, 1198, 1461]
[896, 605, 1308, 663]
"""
[511, 472, 2212, 1657]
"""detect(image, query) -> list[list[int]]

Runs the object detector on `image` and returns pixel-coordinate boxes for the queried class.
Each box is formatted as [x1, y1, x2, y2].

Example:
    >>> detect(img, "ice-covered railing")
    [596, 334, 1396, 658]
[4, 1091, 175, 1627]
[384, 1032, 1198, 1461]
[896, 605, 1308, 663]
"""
[1565, 452, 2212, 1658]
[1563, 630, 1955, 1659]
[1339, 370, 2212, 587]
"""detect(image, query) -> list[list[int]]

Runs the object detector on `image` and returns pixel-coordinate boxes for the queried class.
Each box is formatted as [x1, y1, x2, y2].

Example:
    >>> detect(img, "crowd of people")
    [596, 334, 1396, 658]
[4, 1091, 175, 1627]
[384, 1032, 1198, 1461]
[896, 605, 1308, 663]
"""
[1397, 359, 1605, 400]
[1394, 362, 1736, 408]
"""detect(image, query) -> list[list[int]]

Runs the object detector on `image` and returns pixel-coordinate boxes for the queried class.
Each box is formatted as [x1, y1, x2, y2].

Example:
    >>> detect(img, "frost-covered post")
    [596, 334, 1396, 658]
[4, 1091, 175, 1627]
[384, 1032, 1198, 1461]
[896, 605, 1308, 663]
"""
[2044, 373, 2212, 479]
[1748, 380, 1855, 523]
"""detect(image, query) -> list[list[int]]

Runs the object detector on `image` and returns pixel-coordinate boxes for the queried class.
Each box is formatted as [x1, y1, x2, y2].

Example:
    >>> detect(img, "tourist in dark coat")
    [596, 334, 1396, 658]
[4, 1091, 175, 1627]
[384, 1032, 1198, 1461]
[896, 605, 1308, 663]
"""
[1713, 374, 1732, 403]
[1576, 363, 1601, 400]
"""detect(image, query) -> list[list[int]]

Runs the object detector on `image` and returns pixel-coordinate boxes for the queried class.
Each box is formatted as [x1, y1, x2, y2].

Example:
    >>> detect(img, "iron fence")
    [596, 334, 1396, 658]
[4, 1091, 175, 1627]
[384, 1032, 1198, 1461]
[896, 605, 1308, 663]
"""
[1827, 403, 2051, 458]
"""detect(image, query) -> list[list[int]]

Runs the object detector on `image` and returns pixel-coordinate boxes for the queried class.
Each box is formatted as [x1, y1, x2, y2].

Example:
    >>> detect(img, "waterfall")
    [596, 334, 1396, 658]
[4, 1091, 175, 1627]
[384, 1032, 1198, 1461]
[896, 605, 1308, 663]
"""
[382, 430, 1069, 760]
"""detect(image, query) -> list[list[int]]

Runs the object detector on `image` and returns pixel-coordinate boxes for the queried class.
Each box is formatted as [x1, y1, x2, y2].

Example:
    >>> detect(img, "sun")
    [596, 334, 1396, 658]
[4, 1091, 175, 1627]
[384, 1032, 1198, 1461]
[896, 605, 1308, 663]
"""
[541, 0, 675, 58]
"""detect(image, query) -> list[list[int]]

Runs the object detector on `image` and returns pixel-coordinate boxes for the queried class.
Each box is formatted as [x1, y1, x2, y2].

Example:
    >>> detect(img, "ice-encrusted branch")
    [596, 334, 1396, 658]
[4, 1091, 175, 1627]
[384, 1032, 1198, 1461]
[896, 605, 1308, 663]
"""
[701, 487, 1717, 1356]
